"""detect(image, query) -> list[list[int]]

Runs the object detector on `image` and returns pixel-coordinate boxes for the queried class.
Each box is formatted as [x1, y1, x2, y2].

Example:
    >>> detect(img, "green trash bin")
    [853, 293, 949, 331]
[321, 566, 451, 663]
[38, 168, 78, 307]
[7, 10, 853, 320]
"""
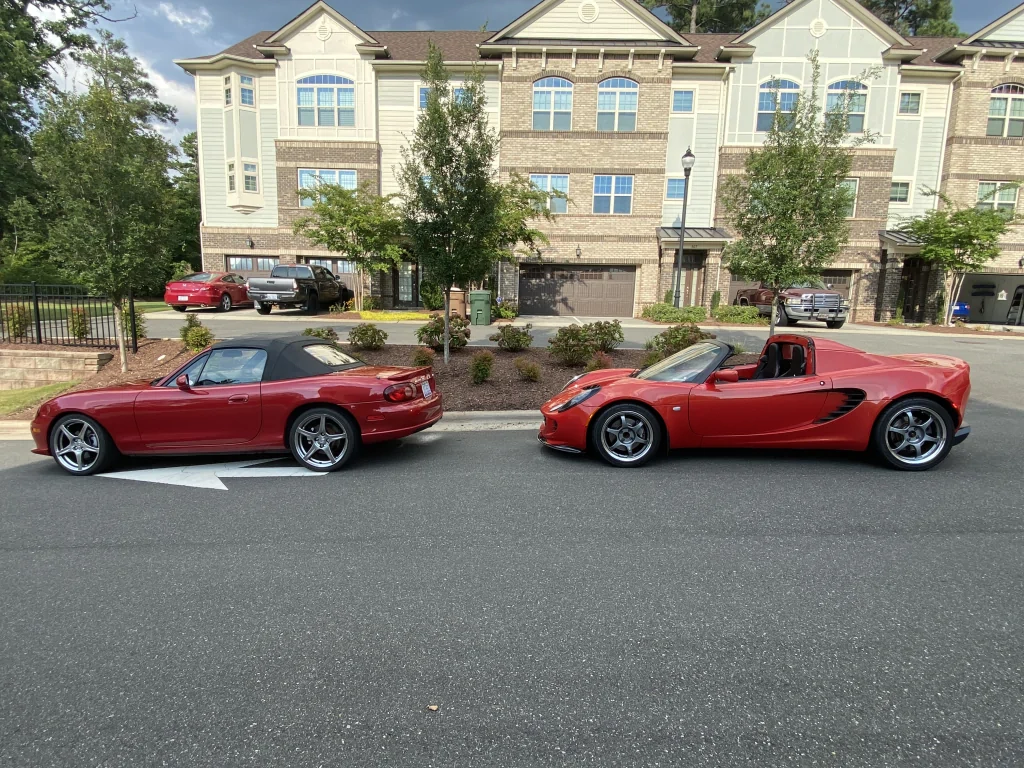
[469, 290, 492, 326]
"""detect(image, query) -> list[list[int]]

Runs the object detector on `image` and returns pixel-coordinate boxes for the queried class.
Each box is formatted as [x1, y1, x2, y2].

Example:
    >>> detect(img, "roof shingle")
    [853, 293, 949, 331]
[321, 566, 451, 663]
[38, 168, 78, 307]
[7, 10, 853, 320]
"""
[367, 30, 490, 61]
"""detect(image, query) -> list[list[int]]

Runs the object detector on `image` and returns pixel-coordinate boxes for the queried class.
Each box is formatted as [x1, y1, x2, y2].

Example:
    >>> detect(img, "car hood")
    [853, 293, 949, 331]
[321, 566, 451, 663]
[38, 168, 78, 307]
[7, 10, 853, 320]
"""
[780, 287, 842, 297]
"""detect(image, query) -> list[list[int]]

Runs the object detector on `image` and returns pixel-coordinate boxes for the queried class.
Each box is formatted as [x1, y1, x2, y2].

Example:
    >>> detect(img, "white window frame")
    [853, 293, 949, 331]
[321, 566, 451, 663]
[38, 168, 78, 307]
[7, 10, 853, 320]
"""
[298, 168, 358, 207]
[226, 256, 253, 271]
[243, 162, 258, 193]
[597, 78, 639, 132]
[672, 90, 694, 113]
[756, 79, 800, 133]
[532, 77, 574, 131]
[296, 75, 355, 128]
[529, 173, 569, 213]
[889, 180, 912, 205]
[227, 161, 235, 193]
[987, 84, 1024, 138]
[898, 91, 921, 116]
[224, 75, 232, 106]
[977, 181, 1018, 213]
[826, 81, 868, 134]
[840, 178, 859, 218]
[593, 175, 633, 215]
[665, 178, 687, 200]
[240, 75, 255, 107]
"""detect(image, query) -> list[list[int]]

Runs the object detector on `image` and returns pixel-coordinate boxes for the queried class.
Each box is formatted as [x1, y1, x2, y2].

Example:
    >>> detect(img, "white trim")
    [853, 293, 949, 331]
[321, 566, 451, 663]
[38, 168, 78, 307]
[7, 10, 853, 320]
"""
[264, 0, 379, 46]
[888, 179, 913, 206]
[733, 0, 909, 47]
[897, 90, 923, 116]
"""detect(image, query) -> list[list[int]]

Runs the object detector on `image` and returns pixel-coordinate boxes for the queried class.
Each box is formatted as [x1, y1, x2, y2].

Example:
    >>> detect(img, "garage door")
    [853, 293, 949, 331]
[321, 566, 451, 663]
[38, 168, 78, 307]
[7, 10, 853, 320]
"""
[518, 265, 636, 317]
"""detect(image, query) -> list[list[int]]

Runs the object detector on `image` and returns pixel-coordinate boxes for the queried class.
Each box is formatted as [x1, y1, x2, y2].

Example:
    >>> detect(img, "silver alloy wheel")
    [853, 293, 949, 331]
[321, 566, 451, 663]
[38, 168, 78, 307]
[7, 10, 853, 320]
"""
[884, 404, 947, 466]
[53, 419, 101, 473]
[220, 294, 231, 311]
[601, 410, 654, 463]
[294, 412, 349, 470]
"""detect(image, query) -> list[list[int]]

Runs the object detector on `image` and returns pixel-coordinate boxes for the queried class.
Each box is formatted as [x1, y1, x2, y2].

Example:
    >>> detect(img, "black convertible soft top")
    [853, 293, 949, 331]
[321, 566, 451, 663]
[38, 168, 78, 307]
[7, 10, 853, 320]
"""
[209, 335, 364, 382]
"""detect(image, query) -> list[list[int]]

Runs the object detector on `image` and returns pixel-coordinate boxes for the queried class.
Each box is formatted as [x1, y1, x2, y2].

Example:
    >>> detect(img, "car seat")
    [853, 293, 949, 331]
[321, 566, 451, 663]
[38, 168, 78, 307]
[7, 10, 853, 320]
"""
[752, 343, 780, 380]
[778, 345, 806, 377]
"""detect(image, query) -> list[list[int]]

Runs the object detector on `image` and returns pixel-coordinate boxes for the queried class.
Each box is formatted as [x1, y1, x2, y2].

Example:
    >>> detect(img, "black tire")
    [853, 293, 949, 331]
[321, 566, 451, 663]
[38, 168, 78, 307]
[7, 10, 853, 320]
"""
[775, 305, 790, 326]
[219, 293, 232, 312]
[48, 413, 117, 476]
[738, 298, 747, 306]
[304, 291, 319, 315]
[872, 397, 955, 471]
[172, 305, 187, 312]
[255, 301, 272, 315]
[826, 320, 845, 329]
[288, 407, 360, 472]
[590, 403, 662, 468]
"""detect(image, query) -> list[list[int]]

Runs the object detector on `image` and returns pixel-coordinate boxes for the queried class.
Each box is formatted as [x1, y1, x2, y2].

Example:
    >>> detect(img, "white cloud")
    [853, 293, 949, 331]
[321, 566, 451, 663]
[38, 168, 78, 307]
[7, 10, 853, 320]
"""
[157, 2, 212, 32]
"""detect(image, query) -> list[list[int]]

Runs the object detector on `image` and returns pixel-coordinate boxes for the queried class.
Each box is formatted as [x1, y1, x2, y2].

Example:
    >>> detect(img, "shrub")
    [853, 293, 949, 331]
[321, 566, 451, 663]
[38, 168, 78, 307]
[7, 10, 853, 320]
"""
[171, 260, 195, 281]
[179, 312, 202, 343]
[470, 350, 494, 385]
[420, 280, 445, 311]
[303, 327, 338, 342]
[489, 323, 533, 352]
[493, 298, 518, 319]
[348, 323, 387, 350]
[412, 347, 435, 366]
[663, 289, 673, 305]
[329, 300, 355, 314]
[647, 323, 713, 358]
[548, 324, 595, 367]
[416, 313, 470, 352]
[362, 296, 382, 311]
[514, 357, 541, 382]
[68, 308, 90, 340]
[584, 320, 624, 353]
[711, 290, 721, 312]
[711, 305, 767, 325]
[4, 305, 31, 338]
[642, 303, 707, 324]
[585, 351, 613, 372]
[642, 350, 664, 368]
[121, 304, 147, 339]
[183, 325, 214, 353]
[887, 310, 905, 327]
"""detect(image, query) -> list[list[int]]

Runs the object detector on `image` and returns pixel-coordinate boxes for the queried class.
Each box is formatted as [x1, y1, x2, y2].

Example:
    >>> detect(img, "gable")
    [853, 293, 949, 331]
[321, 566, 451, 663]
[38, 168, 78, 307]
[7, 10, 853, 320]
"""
[966, 3, 1024, 43]
[743, 0, 893, 59]
[264, 1, 378, 47]
[735, 0, 907, 48]
[493, 0, 686, 43]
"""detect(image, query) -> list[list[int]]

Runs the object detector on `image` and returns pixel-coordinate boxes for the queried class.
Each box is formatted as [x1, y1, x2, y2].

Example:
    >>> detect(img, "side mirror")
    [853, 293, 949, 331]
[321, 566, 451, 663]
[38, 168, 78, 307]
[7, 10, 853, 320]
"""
[713, 369, 739, 384]
[176, 374, 191, 391]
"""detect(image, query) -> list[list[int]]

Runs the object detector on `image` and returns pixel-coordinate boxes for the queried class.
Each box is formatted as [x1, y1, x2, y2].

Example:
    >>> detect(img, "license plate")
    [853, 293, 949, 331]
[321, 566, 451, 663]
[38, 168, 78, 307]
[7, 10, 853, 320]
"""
[422, 381, 432, 398]
[177, 295, 189, 301]
[265, 294, 278, 300]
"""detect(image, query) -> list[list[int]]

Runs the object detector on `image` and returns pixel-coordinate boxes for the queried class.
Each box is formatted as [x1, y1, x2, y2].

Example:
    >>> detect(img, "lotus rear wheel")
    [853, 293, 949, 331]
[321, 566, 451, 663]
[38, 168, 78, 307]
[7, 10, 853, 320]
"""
[591, 403, 661, 468]
[873, 398, 954, 471]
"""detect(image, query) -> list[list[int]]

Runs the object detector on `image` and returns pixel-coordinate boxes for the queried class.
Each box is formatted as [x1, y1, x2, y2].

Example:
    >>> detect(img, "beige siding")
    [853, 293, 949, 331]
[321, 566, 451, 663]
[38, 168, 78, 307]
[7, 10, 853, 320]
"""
[514, 0, 665, 41]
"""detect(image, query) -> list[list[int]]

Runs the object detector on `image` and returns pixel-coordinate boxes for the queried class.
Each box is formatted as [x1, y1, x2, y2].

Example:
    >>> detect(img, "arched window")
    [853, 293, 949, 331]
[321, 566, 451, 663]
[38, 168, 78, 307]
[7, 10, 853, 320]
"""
[533, 77, 573, 131]
[826, 80, 868, 134]
[296, 75, 355, 128]
[597, 77, 638, 132]
[756, 79, 800, 132]
[988, 83, 1024, 137]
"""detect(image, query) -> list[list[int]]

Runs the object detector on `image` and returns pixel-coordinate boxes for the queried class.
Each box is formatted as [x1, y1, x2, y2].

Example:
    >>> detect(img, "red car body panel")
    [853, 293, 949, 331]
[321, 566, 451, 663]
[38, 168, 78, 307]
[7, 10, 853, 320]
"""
[163, 272, 252, 309]
[30, 344, 442, 458]
[538, 334, 970, 456]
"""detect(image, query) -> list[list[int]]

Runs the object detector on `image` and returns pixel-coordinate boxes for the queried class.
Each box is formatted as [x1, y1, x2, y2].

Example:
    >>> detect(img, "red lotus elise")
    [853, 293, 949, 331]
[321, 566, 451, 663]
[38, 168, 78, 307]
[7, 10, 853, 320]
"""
[31, 336, 442, 476]
[539, 334, 971, 471]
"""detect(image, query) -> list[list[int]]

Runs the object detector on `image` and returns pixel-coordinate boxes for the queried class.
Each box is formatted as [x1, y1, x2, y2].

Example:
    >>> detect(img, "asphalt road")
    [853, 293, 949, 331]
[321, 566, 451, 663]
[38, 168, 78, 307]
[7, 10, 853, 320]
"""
[2, 397, 1023, 765]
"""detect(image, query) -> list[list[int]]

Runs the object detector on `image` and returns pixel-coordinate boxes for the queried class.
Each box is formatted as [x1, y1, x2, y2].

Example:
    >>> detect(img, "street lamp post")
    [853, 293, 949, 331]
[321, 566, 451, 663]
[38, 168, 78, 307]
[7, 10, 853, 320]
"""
[672, 148, 697, 308]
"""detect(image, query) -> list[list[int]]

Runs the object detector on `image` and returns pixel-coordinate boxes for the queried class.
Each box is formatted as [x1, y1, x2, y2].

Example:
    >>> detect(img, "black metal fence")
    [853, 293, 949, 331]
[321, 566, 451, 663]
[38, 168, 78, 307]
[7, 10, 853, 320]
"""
[0, 283, 138, 350]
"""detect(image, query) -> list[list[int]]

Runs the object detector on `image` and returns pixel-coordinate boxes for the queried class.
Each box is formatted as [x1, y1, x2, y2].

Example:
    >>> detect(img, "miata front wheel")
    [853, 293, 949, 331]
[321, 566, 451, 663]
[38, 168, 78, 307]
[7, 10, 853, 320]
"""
[873, 398, 954, 471]
[289, 407, 360, 472]
[49, 414, 117, 476]
[590, 403, 661, 468]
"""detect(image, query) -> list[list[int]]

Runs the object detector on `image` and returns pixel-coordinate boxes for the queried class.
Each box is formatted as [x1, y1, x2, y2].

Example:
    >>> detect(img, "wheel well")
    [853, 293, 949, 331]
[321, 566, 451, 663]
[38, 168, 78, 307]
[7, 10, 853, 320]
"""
[585, 400, 670, 454]
[47, 411, 119, 450]
[283, 402, 360, 450]
[874, 393, 960, 438]
[738, 297, 748, 306]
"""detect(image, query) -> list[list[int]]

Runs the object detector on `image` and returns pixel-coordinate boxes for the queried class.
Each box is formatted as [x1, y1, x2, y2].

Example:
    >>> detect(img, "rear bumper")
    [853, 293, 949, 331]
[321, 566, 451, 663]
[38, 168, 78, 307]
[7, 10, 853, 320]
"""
[163, 291, 220, 307]
[953, 425, 971, 446]
[356, 393, 444, 443]
[250, 291, 300, 304]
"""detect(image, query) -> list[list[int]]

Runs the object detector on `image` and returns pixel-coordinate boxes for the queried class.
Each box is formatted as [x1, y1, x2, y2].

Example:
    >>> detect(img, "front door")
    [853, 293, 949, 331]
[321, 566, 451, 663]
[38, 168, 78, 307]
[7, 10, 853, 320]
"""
[678, 250, 706, 307]
[134, 348, 266, 448]
[688, 377, 831, 440]
[393, 262, 419, 307]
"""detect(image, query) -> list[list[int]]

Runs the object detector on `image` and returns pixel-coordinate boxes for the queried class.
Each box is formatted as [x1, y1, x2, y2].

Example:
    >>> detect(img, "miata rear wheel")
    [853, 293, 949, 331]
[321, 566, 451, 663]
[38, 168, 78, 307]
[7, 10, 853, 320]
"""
[289, 407, 359, 472]
[591, 403, 661, 468]
[873, 398, 954, 471]
[49, 414, 117, 476]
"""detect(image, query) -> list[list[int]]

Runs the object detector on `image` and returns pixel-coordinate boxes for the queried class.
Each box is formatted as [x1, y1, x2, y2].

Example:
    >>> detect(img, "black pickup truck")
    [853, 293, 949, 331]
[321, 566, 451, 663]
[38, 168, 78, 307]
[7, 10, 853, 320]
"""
[246, 264, 352, 315]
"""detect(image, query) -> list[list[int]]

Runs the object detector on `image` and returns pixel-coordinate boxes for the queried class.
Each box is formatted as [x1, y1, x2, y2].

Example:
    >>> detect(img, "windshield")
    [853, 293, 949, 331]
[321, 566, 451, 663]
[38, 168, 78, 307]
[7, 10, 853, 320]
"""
[636, 342, 724, 383]
[303, 344, 361, 367]
[789, 279, 828, 290]
[178, 273, 214, 283]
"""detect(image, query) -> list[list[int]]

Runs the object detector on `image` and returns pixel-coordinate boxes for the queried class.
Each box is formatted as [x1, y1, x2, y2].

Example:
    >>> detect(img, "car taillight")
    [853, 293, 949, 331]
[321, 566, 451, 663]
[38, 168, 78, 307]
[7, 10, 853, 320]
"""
[384, 383, 418, 403]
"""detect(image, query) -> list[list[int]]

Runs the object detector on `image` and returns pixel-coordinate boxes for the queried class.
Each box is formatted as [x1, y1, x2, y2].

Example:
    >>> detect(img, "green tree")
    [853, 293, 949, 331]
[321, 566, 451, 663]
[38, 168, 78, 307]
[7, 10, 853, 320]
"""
[292, 180, 405, 310]
[720, 52, 875, 335]
[854, 0, 960, 36]
[900, 191, 1012, 326]
[398, 43, 551, 362]
[166, 132, 203, 273]
[643, 0, 771, 34]
[34, 31, 175, 371]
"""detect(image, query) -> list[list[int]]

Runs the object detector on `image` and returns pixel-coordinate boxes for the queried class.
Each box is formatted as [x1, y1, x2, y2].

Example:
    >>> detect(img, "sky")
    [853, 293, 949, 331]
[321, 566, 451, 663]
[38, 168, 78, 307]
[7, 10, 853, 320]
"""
[78, 0, 1024, 143]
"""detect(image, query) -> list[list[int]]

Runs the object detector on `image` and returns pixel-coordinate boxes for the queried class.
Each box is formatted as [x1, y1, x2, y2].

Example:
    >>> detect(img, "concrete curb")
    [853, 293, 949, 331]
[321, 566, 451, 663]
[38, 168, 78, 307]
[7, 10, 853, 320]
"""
[0, 421, 32, 441]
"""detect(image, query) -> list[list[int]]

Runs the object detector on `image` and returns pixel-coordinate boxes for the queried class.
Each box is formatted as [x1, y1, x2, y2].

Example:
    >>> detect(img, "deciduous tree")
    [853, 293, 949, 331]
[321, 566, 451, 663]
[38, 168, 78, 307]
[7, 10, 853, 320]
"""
[166, 132, 202, 274]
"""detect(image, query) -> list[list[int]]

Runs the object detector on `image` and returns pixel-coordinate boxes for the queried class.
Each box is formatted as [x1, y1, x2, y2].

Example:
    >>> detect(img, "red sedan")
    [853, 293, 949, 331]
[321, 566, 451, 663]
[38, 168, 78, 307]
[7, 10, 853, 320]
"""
[539, 334, 971, 471]
[164, 272, 252, 312]
[31, 336, 442, 475]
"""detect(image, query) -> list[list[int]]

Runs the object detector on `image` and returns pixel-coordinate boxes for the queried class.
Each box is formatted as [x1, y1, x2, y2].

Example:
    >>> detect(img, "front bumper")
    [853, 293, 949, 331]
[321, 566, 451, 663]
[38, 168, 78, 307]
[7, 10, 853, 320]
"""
[30, 415, 51, 455]
[953, 425, 971, 446]
[784, 305, 849, 322]
[537, 409, 589, 454]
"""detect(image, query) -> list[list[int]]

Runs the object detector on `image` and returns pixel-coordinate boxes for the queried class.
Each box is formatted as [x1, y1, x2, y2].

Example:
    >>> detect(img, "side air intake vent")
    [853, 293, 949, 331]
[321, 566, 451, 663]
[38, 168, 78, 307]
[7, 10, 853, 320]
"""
[815, 389, 866, 424]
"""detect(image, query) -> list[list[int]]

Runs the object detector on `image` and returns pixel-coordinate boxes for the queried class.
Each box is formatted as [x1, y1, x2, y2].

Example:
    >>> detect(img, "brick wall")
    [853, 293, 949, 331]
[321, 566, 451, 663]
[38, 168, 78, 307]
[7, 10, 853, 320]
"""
[0, 349, 112, 391]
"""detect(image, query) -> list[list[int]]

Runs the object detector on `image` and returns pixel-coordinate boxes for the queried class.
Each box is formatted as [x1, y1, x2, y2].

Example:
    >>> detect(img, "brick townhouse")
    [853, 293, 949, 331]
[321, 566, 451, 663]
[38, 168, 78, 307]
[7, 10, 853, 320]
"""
[176, 0, 1024, 324]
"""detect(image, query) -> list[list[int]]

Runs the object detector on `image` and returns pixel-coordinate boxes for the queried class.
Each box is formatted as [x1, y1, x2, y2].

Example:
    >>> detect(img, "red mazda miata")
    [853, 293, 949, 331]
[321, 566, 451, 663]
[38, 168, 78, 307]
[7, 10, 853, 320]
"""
[539, 334, 971, 471]
[31, 336, 442, 476]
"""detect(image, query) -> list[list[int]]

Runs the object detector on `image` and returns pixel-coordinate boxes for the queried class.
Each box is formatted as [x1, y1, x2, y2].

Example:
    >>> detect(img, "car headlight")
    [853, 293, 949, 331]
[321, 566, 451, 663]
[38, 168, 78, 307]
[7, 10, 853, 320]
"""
[554, 386, 600, 412]
[562, 373, 586, 391]
[786, 297, 802, 306]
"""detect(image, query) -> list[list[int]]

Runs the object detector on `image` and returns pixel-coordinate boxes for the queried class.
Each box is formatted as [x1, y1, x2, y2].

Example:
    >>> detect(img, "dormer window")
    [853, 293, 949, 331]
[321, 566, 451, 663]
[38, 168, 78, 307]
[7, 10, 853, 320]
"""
[297, 75, 355, 127]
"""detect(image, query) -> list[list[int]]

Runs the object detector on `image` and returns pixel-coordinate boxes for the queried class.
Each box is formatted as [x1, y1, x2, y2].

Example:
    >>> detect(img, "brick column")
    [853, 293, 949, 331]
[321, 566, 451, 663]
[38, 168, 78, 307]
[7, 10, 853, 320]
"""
[701, 248, 727, 311]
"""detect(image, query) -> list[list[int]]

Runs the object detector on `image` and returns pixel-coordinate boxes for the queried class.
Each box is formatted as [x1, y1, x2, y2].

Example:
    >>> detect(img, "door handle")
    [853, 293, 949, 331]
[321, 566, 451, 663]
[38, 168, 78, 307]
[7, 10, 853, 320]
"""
[228, 395, 249, 404]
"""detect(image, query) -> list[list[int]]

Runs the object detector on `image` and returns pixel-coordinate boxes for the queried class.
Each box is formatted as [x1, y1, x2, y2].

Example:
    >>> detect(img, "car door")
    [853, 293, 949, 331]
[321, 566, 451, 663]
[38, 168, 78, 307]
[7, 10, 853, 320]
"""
[133, 348, 267, 448]
[313, 266, 340, 302]
[689, 375, 832, 440]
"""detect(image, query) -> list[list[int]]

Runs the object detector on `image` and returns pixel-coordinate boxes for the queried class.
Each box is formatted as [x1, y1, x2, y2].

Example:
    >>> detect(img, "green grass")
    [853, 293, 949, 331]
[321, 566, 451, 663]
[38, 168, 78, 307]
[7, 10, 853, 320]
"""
[0, 381, 76, 416]
[353, 310, 435, 322]
[0, 299, 169, 319]
[134, 301, 170, 313]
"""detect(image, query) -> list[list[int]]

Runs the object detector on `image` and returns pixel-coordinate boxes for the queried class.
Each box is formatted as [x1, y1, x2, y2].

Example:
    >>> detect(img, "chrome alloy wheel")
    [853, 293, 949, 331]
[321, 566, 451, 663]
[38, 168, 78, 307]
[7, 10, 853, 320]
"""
[293, 412, 350, 470]
[220, 293, 232, 312]
[884, 404, 947, 466]
[601, 410, 654, 464]
[53, 419, 101, 473]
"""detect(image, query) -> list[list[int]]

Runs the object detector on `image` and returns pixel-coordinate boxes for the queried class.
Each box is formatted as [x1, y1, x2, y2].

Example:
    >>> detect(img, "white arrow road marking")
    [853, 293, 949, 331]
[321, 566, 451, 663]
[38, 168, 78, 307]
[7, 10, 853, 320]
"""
[98, 458, 328, 491]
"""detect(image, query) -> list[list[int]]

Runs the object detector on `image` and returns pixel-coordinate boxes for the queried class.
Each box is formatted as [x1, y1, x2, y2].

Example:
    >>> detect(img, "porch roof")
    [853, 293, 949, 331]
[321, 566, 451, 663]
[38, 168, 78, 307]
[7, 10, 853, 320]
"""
[880, 230, 923, 250]
[657, 227, 733, 246]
